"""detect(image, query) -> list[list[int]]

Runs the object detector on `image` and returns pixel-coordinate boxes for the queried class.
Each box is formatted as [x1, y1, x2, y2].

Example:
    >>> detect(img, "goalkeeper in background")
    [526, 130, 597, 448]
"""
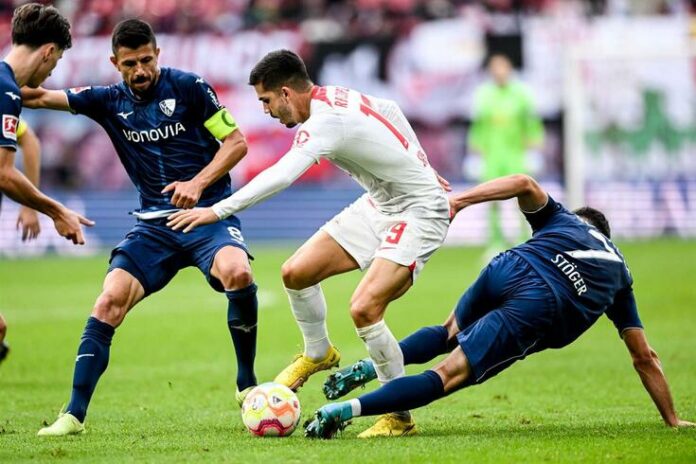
[469, 53, 544, 257]
[0, 118, 43, 366]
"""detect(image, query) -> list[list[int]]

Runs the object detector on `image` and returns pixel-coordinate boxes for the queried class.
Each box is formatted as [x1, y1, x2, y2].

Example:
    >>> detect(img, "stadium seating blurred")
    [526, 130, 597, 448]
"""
[1, 0, 694, 253]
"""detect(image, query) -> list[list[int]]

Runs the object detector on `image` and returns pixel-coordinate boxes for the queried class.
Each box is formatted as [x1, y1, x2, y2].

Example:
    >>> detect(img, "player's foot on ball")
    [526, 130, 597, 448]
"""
[357, 413, 416, 438]
[235, 386, 255, 407]
[304, 402, 352, 439]
[323, 358, 377, 400]
[274, 345, 340, 392]
[0, 341, 9, 365]
[37, 412, 85, 437]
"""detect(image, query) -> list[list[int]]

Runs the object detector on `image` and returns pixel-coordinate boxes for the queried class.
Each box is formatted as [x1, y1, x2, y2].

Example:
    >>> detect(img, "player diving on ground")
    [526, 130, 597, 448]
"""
[167, 49, 452, 437]
[304, 174, 695, 438]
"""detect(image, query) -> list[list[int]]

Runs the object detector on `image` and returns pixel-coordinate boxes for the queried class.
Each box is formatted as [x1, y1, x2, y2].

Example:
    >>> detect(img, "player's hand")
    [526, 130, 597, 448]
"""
[448, 196, 459, 222]
[435, 171, 452, 192]
[167, 207, 219, 233]
[52, 207, 95, 245]
[162, 179, 204, 209]
[16, 206, 41, 241]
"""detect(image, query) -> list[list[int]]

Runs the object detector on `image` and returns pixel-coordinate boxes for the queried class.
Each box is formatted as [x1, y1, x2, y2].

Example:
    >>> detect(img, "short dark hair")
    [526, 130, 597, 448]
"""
[249, 49, 312, 91]
[112, 19, 156, 54]
[12, 3, 71, 50]
[574, 206, 611, 238]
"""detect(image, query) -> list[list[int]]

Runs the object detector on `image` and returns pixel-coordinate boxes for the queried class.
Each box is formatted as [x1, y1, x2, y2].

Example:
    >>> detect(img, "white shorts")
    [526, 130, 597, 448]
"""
[320, 194, 449, 281]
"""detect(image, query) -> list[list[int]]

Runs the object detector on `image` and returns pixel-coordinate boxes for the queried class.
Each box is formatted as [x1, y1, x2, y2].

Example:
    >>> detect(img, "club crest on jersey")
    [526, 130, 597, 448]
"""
[2, 114, 18, 141]
[293, 130, 310, 148]
[159, 99, 176, 117]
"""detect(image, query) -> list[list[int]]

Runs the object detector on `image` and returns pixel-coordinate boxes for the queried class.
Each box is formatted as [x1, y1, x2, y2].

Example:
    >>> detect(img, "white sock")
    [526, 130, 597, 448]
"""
[349, 398, 362, 417]
[285, 284, 331, 360]
[355, 320, 405, 384]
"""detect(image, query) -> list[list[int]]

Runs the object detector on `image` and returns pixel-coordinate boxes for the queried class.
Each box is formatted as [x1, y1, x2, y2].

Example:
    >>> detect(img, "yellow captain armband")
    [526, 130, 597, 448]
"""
[16, 119, 27, 140]
[204, 108, 238, 140]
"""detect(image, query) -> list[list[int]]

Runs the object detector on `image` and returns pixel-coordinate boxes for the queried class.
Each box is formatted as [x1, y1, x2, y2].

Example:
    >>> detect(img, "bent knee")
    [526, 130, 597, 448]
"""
[218, 263, 254, 290]
[92, 292, 129, 326]
[281, 259, 314, 290]
[349, 295, 384, 327]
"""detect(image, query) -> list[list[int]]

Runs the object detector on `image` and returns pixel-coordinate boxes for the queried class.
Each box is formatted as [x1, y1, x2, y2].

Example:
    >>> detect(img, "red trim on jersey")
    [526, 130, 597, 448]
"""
[311, 86, 333, 107]
[408, 261, 417, 273]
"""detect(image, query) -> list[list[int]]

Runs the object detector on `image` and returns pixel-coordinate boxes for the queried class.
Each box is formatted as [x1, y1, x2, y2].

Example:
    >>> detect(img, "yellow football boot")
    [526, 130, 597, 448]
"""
[357, 413, 416, 438]
[274, 346, 341, 391]
[235, 386, 255, 407]
[37, 412, 85, 437]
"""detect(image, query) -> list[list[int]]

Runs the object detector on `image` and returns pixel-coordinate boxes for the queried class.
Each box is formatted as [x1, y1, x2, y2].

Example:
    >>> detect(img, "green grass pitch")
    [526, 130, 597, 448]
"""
[1, 239, 695, 462]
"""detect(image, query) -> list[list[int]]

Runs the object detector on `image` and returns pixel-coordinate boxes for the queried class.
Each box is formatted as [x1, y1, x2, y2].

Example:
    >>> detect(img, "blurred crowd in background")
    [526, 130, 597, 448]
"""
[0, 0, 695, 250]
[0, 0, 692, 192]
[0, 1, 692, 40]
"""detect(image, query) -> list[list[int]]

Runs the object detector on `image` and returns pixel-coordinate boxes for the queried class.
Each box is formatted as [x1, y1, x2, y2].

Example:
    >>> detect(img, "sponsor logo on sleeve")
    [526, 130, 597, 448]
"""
[4, 91, 20, 101]
[69, 86, 91, 94]
[293, 130, 310, 148]
[2, 114, 18, 141]
[159, 98, 176, 117]
[206, 88, 222, 110]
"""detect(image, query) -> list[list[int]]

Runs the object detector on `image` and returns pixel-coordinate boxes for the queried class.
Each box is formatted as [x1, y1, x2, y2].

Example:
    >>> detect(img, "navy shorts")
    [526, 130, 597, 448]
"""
[454, 251, 557, 386]
[107, 215, 251, 296]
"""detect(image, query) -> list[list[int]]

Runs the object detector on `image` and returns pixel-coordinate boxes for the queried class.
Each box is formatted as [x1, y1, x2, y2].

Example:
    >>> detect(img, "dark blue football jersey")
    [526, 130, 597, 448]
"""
[511, 196, 642, 345]
[0, 61, 21, 151]
[65, 67, 237, 211]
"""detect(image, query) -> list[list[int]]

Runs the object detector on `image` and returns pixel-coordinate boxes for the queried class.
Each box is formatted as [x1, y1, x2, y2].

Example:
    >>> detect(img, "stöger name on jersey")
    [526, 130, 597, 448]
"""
[123, 122, 186, 143]
[552, 254, 588, 296]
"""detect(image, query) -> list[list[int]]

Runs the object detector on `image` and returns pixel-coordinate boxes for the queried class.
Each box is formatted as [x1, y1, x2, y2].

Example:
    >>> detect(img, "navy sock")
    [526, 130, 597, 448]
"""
[226, 284, 258, 390]
[358, 370, 445, 416]
[66, 317, 115, 422]
[399, 325, 449, 365]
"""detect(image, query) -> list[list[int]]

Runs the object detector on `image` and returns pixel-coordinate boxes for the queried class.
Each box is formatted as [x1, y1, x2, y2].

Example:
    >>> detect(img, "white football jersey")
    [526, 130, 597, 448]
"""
[290, 86, 449, 218]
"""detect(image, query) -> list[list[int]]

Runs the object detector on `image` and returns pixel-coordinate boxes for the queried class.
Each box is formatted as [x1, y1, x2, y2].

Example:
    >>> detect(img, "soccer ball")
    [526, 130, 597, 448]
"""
[241, 382, 301, 437]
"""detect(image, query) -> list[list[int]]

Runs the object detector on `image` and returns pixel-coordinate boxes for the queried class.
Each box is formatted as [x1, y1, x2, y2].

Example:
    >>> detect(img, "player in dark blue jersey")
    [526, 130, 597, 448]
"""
[0, 3, 92, 246]
[305, 174, 694, 438]
[23, 19, 259, 436]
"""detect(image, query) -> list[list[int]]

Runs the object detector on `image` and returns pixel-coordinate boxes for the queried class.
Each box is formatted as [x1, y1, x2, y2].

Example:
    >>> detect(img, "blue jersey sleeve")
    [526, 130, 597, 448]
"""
[523, 195, 563, 232]
[183, 74, 225, 123]
[65, 86, 111, 120]
[0, 87, 21, 150]
[605, 286, 643, 336]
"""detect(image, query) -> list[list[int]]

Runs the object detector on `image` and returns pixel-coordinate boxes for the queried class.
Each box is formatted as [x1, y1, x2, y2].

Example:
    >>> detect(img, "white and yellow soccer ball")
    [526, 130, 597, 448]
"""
[241, 382, 301, 437]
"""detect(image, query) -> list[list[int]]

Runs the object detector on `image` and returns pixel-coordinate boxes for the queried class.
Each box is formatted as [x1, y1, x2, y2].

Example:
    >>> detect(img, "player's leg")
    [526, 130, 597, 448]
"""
[210, 245, 258, 400]
[185, 216, 260, 403]
[350, 258, 412, 382]
[39, 224, 180, 436]
[307, 282, 554, 440]
[274, 230, 361, 390]
[0, 313, 8, 365]
[306, 347, 471, 439]
[323, 254, 503, 400]
[38, 267, 146, 436]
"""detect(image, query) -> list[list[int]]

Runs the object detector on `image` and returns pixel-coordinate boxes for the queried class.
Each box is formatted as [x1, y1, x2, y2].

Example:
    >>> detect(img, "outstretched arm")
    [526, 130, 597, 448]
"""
[167, 150, 316, 233]
[622, 328, 694, 427]
[449, 174, 548, 218]
[21, 87, 71, 111]
[0, 147, 94, 244]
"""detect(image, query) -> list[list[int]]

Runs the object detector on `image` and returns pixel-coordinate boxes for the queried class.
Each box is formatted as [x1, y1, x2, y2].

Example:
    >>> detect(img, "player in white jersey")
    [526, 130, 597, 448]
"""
[168, 50, 451, 437]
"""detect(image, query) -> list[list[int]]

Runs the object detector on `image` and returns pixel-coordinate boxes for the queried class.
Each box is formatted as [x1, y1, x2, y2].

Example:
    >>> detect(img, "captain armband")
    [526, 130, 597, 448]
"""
[204, 108, 238, 140]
